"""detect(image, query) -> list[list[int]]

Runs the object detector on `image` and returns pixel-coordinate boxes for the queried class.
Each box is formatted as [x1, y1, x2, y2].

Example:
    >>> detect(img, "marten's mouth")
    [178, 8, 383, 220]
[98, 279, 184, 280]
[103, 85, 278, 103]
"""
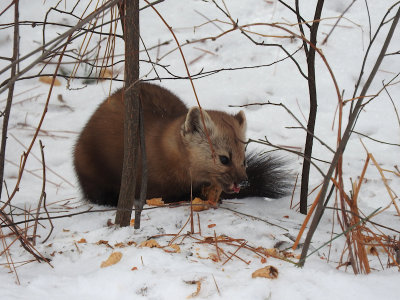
[224, 183, 241, 194]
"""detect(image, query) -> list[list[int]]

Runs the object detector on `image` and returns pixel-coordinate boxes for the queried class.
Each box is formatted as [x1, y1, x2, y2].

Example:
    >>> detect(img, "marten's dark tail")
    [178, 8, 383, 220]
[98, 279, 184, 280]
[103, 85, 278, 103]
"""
[222, 151, 292, 200]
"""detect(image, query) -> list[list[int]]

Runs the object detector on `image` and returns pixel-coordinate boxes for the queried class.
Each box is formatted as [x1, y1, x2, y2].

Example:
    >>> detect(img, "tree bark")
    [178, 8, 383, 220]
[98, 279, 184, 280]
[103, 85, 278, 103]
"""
[0, 0, 19, 200]
[299, 0, 324, 215]
[115, 0, 141, 227]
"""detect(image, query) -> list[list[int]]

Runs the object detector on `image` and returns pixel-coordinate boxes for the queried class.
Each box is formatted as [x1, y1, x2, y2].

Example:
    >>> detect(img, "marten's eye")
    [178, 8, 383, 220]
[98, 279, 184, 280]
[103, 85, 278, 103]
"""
[219, 155, 230, 165]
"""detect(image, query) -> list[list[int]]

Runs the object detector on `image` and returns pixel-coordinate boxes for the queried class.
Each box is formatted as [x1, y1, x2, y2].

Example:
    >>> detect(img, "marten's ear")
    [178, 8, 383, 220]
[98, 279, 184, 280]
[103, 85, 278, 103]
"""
[234, 110, 247, 131]
[183, 107, 214, 136]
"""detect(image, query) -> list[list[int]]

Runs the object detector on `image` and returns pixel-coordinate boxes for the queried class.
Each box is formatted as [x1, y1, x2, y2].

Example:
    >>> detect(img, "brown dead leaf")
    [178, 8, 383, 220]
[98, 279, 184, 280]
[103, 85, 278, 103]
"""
[100, 252, 122, 268]
[265, 248, 278, 256]
[130, 219, 135, 227]
[77, 238, 87, 244]
[367, 246, 379, 256]
[39, 76, 61, 86]
[164, 244, 181, 253]
[252, 266, 279, 279]
[114, 242, 126, 248]
[209, 253, 220, 262]
[127, 241, 137, 246]
[257, 247, 278, 257]
[139, 239, 161, 248]
[186, 281, 202, 299]
[192, 197, 208, 212]
[260, 257, 267, 264]
[208, 224, 216, 228]
[97, 240, 113, 249]
[146, 198, 165, 206]
[131, 266, 138, 271]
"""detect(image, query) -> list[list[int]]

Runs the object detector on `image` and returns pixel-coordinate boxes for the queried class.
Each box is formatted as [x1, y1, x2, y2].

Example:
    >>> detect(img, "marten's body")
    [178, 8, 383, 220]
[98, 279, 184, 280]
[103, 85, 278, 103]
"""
[74, 83, 288, 206]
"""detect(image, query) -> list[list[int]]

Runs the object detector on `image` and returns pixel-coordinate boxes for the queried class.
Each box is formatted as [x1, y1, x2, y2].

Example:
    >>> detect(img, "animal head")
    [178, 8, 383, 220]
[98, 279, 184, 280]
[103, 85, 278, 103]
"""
[181, 107, 248, 194]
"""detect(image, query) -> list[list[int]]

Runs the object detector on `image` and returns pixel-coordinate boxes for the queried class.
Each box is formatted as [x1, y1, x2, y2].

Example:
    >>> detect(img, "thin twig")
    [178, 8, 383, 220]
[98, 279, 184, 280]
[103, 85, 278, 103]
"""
[299, 6, 400, 267]
[322, 0, 357, 45]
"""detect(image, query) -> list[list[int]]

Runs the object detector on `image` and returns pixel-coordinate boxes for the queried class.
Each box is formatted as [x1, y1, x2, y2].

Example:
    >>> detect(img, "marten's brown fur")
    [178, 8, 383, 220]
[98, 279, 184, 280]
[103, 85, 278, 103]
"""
[74, 83, 253, 206]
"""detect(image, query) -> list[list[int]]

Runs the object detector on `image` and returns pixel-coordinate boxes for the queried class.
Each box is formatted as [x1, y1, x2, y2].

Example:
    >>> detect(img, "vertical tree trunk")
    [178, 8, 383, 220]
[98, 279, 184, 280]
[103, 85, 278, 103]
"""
[115, 0, 141, 227]
[0, 0, 19, 199]
[299, 0, 324, 215]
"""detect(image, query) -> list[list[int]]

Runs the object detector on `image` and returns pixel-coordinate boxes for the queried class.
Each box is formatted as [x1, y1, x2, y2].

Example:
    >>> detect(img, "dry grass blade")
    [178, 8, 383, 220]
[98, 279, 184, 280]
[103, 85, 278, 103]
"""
[0, 227, 20, 284]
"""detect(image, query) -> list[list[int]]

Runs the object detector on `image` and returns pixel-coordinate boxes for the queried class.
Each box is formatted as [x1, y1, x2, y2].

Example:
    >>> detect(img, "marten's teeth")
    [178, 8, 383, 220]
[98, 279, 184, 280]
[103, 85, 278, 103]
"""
[232, 183, 241, 193]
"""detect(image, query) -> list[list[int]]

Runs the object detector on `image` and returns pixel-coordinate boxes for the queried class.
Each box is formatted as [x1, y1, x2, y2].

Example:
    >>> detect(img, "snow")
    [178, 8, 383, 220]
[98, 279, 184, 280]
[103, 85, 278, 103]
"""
[1, 0, 399, 299]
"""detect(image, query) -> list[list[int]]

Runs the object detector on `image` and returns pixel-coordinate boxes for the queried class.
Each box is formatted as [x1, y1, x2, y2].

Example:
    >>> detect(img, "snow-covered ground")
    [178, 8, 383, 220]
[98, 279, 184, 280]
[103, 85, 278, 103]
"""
[1, 0, 399, 299]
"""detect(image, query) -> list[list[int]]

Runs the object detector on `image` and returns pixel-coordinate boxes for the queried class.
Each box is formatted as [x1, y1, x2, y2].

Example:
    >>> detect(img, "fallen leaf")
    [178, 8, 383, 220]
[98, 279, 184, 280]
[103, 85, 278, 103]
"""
[192, 197, 208, 211]
[131, 266, 138, 271]
[139, 239, 161, 248]
[282, 251, 298, 258]
[367, 246, 379, 256]
[39, 76, 61, 86]
[257, 247, 278, 257]
[127, 241, 137, 246]
[208, 224, 216, 228]
[164, 244, 181, 253]
[77, 238, 87, 244]
[97, 240, 113, 249]
[130, 219, 135, 227]
[260, 257, 267, 264]
[265, 248, 278, 256]
[252, 266, 278, 279]
[100, 252, 122, 268]
[114, 242, 126, 248]
[209, 253, 220, 262]
[146, 198, 164, 206]
[186, 280, 201, 298]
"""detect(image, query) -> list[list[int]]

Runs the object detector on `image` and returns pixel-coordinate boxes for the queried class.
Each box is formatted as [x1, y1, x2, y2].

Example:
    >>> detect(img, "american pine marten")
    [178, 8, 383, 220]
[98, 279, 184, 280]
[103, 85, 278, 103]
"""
[73, 83, 289, 206]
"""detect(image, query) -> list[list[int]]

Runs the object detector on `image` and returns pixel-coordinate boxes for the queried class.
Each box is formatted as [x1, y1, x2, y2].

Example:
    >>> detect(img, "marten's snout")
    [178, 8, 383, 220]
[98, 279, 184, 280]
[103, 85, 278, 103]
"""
[234, 172, 249, 191]
[238, 179, 249, 188]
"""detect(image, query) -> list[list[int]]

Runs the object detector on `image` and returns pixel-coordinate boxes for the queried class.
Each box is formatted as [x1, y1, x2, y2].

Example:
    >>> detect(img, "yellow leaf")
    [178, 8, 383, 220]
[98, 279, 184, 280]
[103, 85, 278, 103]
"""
[39, 76, 61, 86]
[146, 198, 164, 206]
[192, 197, 208, 212]
[100, 252, 122, 268]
